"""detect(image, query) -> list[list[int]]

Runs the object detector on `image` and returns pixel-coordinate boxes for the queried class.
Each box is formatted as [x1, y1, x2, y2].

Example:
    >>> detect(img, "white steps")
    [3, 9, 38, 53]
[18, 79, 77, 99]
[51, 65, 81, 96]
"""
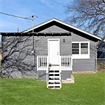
[47, 84, 61, 87]
[49, 72, 60, 74]
[49, 67, 60, 70]
[47, 66, 61, 89]
[49, 76, 60, 78]
[48, 80, 60, 82]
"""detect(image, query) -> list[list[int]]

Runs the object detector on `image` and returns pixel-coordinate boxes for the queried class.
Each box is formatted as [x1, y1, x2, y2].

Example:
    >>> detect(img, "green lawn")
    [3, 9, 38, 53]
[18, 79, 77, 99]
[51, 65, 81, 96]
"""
[0, 72, 105, 105]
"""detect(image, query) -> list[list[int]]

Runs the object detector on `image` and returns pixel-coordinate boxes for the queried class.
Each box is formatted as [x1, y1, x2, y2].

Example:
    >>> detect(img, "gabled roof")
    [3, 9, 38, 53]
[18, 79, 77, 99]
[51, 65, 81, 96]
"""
[23, 18, 102, 41]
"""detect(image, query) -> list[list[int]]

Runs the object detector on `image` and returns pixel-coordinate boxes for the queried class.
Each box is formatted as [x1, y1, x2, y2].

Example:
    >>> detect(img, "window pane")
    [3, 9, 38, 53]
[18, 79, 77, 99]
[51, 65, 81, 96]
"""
[72, 49, 79, 54]
[72, 43, 79, 48]
[81, 43, 88, 54]
[72, 43, 79, 54]
[81, 43, 88, 48]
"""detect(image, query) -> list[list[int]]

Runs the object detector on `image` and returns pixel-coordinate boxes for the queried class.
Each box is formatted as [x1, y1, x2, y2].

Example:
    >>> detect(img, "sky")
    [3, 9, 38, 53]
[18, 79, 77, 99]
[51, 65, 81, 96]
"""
[0, 0, 73, 32]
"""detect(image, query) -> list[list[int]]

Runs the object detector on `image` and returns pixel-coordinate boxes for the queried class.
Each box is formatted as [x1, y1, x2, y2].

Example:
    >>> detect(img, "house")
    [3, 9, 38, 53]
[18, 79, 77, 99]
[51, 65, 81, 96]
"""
[0, 18, 102, 88]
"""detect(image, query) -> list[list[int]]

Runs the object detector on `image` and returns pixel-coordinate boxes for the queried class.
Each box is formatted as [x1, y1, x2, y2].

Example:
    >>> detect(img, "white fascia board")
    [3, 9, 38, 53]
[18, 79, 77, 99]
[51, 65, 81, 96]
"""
[23, 18, 102, 41]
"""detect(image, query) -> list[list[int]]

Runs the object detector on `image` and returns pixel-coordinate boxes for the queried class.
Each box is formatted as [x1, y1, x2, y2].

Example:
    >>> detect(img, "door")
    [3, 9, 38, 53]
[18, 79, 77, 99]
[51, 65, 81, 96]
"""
[48, 39, 60, 65]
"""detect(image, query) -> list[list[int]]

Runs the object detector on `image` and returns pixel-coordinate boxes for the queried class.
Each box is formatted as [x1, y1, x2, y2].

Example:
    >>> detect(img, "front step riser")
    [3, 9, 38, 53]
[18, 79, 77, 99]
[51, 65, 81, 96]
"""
[48, 80, 60, 82]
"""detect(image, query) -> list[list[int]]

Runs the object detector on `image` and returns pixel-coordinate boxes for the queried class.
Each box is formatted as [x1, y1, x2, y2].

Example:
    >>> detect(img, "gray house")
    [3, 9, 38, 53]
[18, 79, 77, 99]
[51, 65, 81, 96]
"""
[0, 18, 102, 88]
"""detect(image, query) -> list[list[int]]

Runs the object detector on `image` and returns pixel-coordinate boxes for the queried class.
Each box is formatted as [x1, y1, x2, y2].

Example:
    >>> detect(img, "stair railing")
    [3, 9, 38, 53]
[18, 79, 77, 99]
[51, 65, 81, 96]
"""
[37, 56, 47, 70]
[61, 55, 72, 70]
[59, 56, 62, 88]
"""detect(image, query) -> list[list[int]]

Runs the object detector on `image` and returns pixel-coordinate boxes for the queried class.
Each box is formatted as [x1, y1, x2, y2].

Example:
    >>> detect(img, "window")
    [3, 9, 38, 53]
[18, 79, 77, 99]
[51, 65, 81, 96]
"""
[72, 41, 90, 59]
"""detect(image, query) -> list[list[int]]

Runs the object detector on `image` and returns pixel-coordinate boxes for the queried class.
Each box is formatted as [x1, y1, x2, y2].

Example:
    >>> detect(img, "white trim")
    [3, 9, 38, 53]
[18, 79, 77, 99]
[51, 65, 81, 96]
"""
[72, 41, 90, 59]
[37, 56, 48, 70]
[37, 55, 72, 71]
[61, 55, 72, 71]
[23, 18, 101, 41]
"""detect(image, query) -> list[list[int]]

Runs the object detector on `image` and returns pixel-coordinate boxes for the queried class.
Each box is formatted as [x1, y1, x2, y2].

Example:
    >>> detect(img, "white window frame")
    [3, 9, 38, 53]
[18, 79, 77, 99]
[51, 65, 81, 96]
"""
[72, 41, 90, 59]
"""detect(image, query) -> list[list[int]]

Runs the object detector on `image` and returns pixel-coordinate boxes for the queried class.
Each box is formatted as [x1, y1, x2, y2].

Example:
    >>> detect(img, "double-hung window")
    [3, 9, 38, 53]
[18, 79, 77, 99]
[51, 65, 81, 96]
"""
[72, 41, 90, 59]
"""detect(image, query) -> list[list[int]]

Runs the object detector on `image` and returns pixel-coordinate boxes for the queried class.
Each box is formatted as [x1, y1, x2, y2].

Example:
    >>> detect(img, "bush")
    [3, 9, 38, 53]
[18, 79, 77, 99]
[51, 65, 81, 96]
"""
[97, 59, 105, 72]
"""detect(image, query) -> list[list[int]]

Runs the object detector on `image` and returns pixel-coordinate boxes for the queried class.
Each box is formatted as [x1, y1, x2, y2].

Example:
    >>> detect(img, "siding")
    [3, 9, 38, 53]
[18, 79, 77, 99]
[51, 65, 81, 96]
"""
[38, 70, 46, 80]
[34, 35, 72, 56]
[72, 32, 97, 72]
[62, 71, 71, 80]
[40, 25, 69, 33]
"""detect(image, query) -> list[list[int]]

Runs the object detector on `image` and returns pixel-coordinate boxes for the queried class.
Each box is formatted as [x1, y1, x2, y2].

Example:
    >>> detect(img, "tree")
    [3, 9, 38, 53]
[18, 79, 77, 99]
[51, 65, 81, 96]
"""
[1, 36, 39, 78]
[65, 0, 105, 38]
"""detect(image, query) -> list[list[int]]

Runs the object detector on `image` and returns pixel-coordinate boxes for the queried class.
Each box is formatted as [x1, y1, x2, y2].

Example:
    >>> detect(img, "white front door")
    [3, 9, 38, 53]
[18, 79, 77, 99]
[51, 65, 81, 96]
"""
[48, 39, 60, 65]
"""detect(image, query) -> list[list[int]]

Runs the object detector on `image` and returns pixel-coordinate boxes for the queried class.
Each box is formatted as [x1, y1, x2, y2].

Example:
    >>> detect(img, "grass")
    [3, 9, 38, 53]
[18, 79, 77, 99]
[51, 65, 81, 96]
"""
[0, 72, 105, 105]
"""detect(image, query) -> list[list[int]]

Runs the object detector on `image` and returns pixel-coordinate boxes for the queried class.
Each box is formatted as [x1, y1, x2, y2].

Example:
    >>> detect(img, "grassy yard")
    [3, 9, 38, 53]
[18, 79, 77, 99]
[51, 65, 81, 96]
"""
[0, 72, 105, 105]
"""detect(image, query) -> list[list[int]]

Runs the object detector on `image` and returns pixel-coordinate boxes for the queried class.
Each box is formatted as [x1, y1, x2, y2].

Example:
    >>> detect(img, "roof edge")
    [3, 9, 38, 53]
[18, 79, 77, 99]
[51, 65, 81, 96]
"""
[22, 18, 102, 41]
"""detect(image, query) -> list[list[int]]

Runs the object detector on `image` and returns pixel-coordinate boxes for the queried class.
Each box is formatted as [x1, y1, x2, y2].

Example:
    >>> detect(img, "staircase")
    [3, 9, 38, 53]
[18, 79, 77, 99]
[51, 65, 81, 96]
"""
[37, 55, 72, 89]
[47, 66, 61, 89]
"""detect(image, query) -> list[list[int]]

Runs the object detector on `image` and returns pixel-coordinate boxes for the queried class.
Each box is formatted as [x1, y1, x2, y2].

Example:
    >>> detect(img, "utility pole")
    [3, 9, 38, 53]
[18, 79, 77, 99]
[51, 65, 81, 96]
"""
[32, 15, 34, 28]
[31, 15, 38, 27]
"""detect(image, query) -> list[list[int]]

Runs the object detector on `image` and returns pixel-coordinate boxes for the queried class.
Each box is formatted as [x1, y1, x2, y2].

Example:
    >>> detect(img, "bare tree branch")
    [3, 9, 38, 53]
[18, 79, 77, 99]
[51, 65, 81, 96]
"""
[65, 0, 105, 37]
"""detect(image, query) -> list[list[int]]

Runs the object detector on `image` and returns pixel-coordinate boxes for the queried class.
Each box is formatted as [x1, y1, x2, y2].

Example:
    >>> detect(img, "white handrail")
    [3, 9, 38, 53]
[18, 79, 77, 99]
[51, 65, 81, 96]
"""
[61, 55, 72, 70]
[37, 56, 48, 70]
[37, 55, 72, 70]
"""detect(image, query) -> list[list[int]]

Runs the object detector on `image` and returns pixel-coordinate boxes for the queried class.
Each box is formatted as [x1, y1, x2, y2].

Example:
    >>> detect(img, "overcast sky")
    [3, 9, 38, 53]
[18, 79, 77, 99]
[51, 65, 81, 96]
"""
[0, 0, 73, 32]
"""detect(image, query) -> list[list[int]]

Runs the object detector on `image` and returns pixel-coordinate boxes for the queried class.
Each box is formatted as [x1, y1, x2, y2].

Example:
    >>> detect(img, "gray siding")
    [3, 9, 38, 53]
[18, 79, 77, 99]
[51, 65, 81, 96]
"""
[35, 36, 72, 56]
[72, 32, 97, 72]
[2, 36, 38, 78]
[40, 25, 69, 33]
[62, 71, 71, 80]
[38, 71, 46, 80]
[73, 59, 96, 72]
[2, 35, 72, 78]
[60, 36, 72, 55]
